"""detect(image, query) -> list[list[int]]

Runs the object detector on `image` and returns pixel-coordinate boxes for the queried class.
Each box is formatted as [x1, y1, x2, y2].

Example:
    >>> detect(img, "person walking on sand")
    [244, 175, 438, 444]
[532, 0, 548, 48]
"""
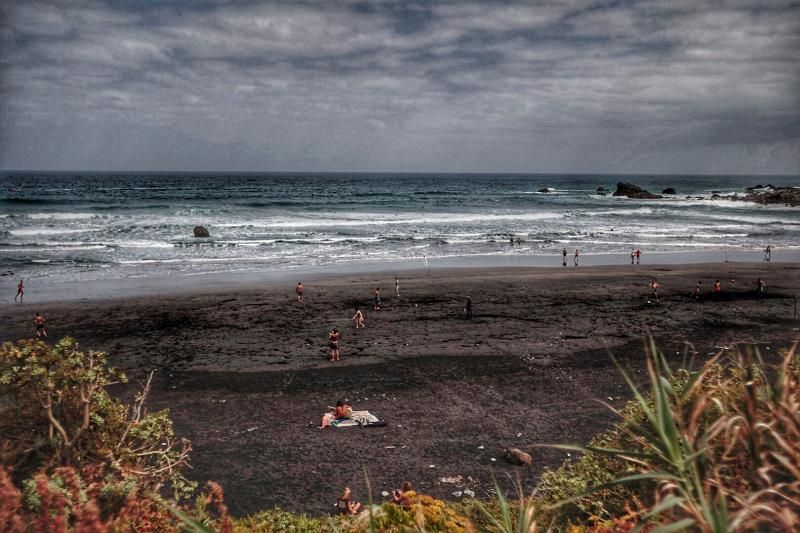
[296, 281, 304, 302]
[649, 279, 660, 303]
[635, 248, 641, 264]
[328, 327, 340, 361]
[465, 296, 473, 319]
[755, 278, 766, 295]
[764, 245, 771, 262]
[34, 312, 47, 337]
[693, 281, 702, 300]
[373, 287, 381, 310]
[352, 305, 364, 328]
[15, 279, 24, 303]
[562, 247, 567, 267]
[574, 249, 580, 267]
[395, 277, 400, 299]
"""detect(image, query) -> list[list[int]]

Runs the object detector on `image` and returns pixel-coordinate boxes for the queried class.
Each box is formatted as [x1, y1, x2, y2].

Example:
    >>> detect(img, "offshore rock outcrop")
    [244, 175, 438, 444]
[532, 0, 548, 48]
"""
[743, 186, 800, 207]
[612, 182, 662, 199]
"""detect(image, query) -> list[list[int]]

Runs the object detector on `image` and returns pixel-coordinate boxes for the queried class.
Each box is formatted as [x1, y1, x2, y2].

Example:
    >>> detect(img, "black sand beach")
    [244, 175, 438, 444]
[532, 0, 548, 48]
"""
[1, 262, 798, 515]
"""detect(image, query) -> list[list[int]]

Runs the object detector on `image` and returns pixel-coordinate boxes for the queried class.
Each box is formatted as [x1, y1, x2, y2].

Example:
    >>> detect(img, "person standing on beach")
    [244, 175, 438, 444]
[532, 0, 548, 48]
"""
[395, 277, 400, 299]
[328, 327, 340, 361]
[635, 248, 641, 264]
[693, 281, 702, 300]
[15, 279, 24, 303]
[649, 279, 660, 303]
[574, 249, 580, 267]
[562, 247, 567, 267]
[352, 306, 364, 328]
[34, 312, 47, 337]
[465, 296, 473, 319]
[713, 280, 722, 295]
[373, 287, 381, 310]
[764, 245, 771, 262]
[296, 282, 304, 302]
[631, 249, 635, 264]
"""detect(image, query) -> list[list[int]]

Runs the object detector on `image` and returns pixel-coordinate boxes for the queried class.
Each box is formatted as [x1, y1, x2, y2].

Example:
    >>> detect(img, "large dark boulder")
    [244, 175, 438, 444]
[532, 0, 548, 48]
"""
[613, 182, 662, 199]
[193, 225, 210, 238]
[662, 187, 677, 195]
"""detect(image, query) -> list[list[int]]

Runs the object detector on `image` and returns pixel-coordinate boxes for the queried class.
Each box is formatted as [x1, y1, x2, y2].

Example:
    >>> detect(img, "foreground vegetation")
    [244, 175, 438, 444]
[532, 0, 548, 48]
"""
[1, 337, 798, 531]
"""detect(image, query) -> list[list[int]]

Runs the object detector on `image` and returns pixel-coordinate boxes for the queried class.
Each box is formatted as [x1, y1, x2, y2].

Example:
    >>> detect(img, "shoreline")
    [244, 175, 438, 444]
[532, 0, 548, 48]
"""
[2, 248, 797, 305]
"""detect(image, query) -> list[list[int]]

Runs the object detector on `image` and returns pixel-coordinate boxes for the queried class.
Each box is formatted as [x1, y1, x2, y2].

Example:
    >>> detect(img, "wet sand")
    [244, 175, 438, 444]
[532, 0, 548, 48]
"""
[2, 262, 798, 515]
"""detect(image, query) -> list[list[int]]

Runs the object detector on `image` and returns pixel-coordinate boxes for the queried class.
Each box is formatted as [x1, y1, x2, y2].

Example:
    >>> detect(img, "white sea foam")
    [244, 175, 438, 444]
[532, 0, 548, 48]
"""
[9, 227, 101, 236]
[27, 213, 98, 220]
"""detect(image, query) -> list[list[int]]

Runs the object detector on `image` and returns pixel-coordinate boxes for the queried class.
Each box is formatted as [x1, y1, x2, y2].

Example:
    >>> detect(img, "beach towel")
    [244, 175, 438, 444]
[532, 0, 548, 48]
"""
[331, 410, 380, 428]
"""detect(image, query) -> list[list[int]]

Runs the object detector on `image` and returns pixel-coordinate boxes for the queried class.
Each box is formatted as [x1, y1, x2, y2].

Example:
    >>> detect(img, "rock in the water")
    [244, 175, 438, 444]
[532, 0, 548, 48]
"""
[744, 186, 800, 207]
[612, 182, 662, 199]
[504, 447, 533, 466]
[596, 186, 606, 192]
[193, 225, 210, 238]
[538, 187, 554, 193]
[662, 187, 677, 195]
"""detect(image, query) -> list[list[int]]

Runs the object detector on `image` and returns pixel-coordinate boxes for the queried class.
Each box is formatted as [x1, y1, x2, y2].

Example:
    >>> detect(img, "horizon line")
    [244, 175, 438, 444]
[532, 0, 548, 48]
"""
[2, 169, 798, 178]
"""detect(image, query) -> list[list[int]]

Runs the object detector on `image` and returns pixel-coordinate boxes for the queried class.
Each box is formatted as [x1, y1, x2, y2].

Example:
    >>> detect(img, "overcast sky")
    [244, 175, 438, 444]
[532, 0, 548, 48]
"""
[1, 0, 798, 174]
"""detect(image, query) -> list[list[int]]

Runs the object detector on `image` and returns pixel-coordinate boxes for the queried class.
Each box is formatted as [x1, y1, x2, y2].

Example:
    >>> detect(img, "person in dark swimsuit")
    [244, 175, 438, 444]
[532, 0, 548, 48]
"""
[296, 282, 304, 302]
[465, 296, 473, 319]
[329, 327, 340, 361]
[15, 279, 24, 303]
[373, 287, 381, 310]
[562, 247, 567, 267]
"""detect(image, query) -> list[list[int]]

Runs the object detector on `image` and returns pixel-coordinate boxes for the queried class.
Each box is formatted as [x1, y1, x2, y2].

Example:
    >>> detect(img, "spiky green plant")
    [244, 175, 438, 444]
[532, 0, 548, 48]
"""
[546, 341, 800, 532]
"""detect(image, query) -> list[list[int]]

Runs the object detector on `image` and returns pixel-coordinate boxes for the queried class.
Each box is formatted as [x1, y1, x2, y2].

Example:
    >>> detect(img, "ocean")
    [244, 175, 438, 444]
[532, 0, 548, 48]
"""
[1, 172, 798, 299]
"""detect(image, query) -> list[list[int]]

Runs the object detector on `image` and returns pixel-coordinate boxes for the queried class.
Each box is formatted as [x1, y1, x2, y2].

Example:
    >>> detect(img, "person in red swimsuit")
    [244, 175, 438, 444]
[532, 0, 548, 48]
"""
[34, 312, 47, 337]
[15, 279, 24, 303]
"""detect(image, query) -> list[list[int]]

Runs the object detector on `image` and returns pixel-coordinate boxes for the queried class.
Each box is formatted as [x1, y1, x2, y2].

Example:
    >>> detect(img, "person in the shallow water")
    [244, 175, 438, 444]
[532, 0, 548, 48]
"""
[15, 279, 24, 303]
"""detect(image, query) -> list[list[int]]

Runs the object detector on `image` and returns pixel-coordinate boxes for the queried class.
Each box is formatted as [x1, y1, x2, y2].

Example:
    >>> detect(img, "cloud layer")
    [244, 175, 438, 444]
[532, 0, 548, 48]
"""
[1, 0, 798, 173]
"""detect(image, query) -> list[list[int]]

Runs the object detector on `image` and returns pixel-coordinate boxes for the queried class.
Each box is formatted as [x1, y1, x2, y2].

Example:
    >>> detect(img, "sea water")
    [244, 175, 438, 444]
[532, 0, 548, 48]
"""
[1, 172, 798, 299]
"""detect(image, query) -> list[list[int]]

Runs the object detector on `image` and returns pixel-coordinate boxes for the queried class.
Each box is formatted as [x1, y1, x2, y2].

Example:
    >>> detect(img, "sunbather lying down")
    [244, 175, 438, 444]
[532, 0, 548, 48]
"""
[320, 400, 352, 429]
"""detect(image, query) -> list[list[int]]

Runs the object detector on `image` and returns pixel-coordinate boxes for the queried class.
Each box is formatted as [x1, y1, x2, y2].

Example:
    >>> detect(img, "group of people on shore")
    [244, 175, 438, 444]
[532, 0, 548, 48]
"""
[563, 247, 644, 267]
[647, 276, 768, 304]
[311, 276, 474, 362]
[561, 247, 580, 267]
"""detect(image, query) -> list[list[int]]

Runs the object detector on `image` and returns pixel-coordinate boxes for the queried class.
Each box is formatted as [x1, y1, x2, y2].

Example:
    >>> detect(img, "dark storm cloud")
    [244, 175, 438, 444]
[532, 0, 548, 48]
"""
[1, 0, 798, 173]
